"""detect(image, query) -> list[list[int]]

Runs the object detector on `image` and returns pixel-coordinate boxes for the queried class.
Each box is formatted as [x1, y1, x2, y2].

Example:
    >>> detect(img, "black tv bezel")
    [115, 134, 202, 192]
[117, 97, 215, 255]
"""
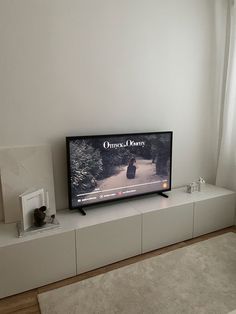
[66, 131, 173, 210]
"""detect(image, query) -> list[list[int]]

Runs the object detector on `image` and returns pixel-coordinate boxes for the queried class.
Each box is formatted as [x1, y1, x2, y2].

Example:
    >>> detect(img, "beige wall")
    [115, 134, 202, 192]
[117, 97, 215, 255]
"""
[0, 0, 227, 212]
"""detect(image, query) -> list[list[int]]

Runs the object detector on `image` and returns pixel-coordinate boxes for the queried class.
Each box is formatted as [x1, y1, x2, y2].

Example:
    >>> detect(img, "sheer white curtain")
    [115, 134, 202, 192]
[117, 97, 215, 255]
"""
[216, 0, 236, 191]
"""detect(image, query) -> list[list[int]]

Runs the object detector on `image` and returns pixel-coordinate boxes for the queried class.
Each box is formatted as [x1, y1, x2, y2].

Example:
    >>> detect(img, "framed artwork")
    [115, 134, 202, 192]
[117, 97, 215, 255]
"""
[19, 188, 45, 231]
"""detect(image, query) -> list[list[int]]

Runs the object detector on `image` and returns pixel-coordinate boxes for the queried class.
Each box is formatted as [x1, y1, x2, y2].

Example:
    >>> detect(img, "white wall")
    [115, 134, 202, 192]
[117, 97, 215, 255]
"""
[0, 0, 228, 212]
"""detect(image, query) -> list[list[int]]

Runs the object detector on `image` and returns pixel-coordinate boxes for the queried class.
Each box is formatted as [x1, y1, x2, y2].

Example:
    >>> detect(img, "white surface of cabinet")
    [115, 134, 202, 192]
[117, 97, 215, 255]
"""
[76, 215, 141, 274]
[0, 230, 76, 298]
[142, 203, 194, 253]
[193, 194, 235, 237]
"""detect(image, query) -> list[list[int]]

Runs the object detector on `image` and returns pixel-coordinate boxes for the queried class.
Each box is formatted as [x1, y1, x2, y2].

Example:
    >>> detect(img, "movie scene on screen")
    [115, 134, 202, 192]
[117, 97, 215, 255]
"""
[68, 133, 172, 208]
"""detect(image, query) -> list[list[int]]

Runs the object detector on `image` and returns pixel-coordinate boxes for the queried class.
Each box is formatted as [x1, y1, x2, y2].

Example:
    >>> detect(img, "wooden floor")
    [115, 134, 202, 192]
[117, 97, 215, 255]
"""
[1, 226, 236, 314]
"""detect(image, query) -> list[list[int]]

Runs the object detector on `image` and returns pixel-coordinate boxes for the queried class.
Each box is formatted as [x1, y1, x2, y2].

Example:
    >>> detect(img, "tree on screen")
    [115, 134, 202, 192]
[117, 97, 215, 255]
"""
[151, 134, 171, 176]
[70, 140, 103, 193]
[93, 137, 133, 178]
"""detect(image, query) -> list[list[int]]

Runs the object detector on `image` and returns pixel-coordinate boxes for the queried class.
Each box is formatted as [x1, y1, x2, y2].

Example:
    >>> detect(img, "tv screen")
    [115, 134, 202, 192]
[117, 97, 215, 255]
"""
[66, 131, 172, 209]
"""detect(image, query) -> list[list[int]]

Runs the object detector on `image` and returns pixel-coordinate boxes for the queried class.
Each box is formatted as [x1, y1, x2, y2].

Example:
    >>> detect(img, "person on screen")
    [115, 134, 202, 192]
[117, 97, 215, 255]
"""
[126, 157, 136, 179]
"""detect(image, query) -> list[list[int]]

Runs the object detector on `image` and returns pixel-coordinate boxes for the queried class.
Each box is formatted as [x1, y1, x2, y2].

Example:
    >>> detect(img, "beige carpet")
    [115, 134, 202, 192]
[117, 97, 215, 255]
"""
[38, 233, 236, 314]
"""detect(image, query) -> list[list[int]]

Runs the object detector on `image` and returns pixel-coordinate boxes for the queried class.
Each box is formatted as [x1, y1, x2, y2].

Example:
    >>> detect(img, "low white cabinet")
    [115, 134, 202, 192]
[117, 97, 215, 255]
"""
[76, 215, 141, 274]
[0, 230, 76, 298]
[193, 194, 235, 237]
[0, 184, 235, 298]
[131, 185, 235, 253]
[142, 203, 194, 253]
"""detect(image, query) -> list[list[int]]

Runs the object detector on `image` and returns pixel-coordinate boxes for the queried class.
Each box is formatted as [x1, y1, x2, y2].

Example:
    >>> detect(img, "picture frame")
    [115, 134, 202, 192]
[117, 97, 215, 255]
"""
[19, 188, 45, 231]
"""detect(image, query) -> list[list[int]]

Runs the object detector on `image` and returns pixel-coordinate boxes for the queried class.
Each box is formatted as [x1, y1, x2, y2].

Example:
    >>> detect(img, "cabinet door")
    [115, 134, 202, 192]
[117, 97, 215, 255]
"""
[193, 194, 235, 237]
[142, 203, 194, 253]
[76, 215, 141, 274]
[0, 231, 76, 298]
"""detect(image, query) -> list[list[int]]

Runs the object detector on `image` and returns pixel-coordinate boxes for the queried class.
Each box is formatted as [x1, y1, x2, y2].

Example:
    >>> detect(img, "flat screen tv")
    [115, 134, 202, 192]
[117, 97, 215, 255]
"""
[66, 131, 172, 212]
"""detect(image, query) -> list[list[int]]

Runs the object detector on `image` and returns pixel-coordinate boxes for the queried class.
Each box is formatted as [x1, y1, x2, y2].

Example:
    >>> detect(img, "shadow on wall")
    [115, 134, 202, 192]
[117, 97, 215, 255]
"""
[0, 178, 4, 221]
[51, 138, 69, 210]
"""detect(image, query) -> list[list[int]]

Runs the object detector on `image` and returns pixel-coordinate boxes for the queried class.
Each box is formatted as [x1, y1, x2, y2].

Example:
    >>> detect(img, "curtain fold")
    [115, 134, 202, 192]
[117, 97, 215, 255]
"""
[216, 0, 236, 191]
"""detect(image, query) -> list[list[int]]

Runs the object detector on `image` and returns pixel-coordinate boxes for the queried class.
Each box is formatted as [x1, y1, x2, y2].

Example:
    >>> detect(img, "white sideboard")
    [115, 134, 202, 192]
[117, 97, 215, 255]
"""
[76, 215, 141, 274]
[0, 184, 235, 298]
[0, 229, 76, 298]
[129, 184, 235, 252]
[193, 194, 235, 237]
[141, 203, 194, 253]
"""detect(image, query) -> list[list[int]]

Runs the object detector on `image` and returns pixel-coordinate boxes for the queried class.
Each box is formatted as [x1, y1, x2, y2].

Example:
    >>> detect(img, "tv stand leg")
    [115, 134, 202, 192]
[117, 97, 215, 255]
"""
[157, 192, 169, 198]
[79, 208, 86, 216]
